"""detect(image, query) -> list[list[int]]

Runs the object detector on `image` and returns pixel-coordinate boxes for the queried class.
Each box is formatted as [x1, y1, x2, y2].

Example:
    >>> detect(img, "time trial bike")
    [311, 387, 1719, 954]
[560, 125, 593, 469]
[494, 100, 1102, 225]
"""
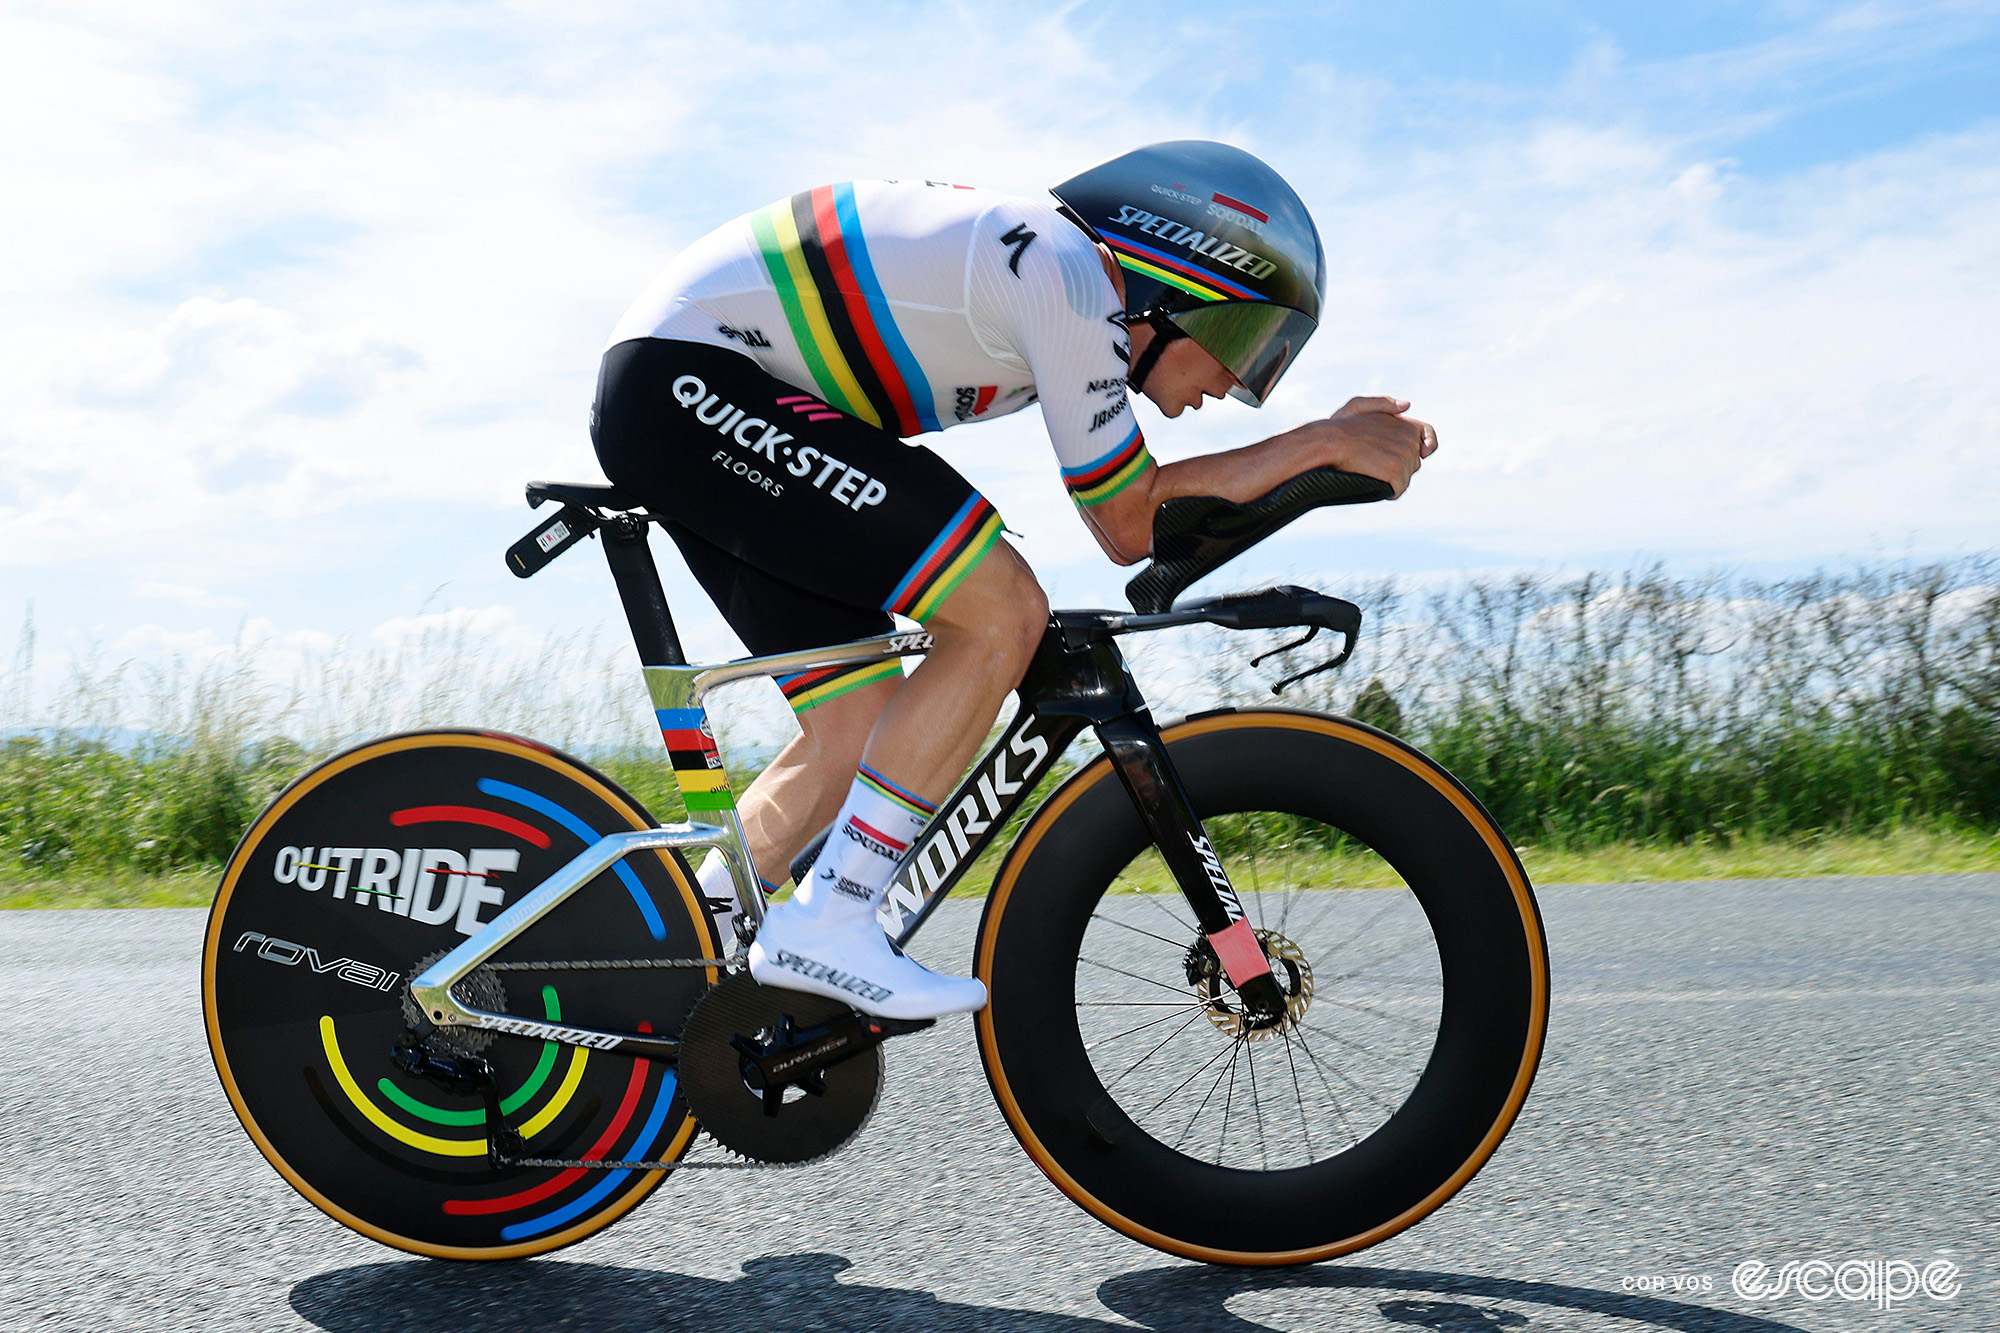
[201, 466, 1548, 1266]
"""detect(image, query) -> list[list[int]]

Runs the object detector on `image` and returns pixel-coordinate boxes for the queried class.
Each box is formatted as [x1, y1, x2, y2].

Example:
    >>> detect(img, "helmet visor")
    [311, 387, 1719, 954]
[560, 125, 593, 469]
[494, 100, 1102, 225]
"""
[1166, 301, 1317, 407]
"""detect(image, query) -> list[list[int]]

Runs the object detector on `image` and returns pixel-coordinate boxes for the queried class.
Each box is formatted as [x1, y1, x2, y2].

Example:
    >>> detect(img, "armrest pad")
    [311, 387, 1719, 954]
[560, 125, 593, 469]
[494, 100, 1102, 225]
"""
[1123, 467, 1392, 613]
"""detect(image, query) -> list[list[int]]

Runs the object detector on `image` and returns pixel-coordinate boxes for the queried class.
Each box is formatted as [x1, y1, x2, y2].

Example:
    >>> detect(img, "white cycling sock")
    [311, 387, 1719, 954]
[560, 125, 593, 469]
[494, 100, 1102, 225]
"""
[750, 763, 984, 1018]
[696, 848, 734, 912]
[794, 763, 935, 924]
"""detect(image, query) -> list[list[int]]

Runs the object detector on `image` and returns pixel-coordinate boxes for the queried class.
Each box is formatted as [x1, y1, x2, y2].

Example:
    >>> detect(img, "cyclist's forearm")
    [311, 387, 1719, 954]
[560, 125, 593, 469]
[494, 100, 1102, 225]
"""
[1081, 430, 1318, 565]
[1144, 429, 1320, 506]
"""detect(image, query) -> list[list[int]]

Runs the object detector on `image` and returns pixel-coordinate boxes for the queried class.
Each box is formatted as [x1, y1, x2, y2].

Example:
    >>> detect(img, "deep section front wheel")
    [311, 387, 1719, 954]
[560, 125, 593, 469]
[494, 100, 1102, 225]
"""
[202, 729, 716, 1260]
[975, 708, 1548, 1266]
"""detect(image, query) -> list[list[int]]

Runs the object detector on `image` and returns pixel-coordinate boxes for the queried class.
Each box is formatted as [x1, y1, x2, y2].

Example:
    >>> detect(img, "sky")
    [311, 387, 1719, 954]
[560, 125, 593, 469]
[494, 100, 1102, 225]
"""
[1, 0, 1996, 723]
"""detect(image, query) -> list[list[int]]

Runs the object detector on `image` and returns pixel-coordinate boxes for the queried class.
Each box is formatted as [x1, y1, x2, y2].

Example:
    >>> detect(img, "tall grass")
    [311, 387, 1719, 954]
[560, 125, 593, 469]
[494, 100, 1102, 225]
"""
[0, 608, 769, 877]
[1173, 558, 2000, 846]
[3, 558, 1995, 880]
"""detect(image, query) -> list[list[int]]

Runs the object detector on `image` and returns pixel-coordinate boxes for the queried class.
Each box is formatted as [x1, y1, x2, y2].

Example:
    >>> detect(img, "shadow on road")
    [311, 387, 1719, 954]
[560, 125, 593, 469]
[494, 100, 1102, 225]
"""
[1099, 1264, 1814, 1332]
[291, 1252, 1813, 1332]
[291, 1252, 1128, 1332]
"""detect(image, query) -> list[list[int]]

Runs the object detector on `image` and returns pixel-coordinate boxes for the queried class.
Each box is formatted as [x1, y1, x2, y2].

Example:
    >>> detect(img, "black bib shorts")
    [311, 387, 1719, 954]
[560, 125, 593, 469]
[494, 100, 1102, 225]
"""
[591, 338, 1004, 712]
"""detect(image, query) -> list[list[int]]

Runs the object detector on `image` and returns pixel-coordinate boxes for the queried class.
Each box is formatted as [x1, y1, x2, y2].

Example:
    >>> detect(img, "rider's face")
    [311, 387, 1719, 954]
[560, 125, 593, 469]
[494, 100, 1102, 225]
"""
[1129, 321, 1239, 418]
[1096, 242, 1239, 416]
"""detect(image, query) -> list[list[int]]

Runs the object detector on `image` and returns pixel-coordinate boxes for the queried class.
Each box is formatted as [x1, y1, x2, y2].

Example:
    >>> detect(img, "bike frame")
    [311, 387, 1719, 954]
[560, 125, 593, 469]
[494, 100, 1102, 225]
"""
[412, 516, 1286, 1054]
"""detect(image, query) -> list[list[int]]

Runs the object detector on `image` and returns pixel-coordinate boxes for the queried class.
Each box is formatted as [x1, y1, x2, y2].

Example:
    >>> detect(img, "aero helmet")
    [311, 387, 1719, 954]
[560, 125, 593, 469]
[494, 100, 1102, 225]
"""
[1051, 140, 1324, 406]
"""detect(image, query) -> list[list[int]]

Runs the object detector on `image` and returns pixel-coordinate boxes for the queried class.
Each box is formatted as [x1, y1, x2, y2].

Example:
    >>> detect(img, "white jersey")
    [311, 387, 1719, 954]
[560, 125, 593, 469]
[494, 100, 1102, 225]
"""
[608, 180, 1151, 507]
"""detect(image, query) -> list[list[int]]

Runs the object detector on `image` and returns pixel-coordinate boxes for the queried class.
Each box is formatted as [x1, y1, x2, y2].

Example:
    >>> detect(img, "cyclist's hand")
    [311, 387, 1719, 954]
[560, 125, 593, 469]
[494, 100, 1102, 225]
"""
[1303, 396, 1435, 496]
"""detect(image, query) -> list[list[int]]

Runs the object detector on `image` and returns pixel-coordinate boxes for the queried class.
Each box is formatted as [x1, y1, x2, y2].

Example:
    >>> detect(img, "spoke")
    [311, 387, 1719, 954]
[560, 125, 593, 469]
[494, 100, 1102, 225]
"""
[1292, 1016, 1403, 1065]
[1276, 853, 1303, 935]
[1089, 911, 1195, 952]
[1239, 833, 1269, 934]
[1281, 1031, 1315, 1162]
[1316, 920, 1436, 984]
[1134, 883, 1200, 935]
[1287, 1027, 1363, 1144]
[1145, 1029, 1239, 1125]
[1245, 1037, 1269, 1171]
[1087, 1004, 1213, 1049]
[1290, 1025, 1398, 1117]
[1174, 1035, 1241, 1153]
[1215, 1035, 1242, 1165]
[1077, 1000, 1207, 1007]
[1077, 954, 1202, 1001]
[1307, 890, 1408, 959]
[1309, 995, 1435, 1030]
[1105, 1012, 1208, 1092]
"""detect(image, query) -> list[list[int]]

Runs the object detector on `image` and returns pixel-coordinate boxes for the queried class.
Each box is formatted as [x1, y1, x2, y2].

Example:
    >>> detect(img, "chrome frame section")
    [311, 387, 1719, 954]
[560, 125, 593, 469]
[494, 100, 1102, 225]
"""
[409, 629, 935, 1050]
[644, 628, 934, 924]
[410, 827, 721, 1046]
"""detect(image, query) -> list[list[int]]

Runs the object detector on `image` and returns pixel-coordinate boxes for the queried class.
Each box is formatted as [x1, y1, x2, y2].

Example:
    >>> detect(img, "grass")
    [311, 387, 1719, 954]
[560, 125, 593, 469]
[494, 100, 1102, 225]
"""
[0, 867, 220, 909]
[4, 558, 1995, 898]
[9, 825, 1995, 910]
[1513, 824, 2000, 884]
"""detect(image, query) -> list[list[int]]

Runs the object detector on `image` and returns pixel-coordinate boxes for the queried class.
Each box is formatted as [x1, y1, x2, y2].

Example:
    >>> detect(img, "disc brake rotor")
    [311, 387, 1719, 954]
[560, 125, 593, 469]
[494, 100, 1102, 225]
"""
[678, 973, 881, 1165]
[1185, 929, 1314, 1041]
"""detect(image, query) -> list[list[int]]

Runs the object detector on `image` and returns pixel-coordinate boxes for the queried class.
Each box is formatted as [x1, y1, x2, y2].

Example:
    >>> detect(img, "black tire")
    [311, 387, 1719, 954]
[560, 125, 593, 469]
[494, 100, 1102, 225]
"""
[974, 709, 1548, 1266]
[202, 729, 718, 1260]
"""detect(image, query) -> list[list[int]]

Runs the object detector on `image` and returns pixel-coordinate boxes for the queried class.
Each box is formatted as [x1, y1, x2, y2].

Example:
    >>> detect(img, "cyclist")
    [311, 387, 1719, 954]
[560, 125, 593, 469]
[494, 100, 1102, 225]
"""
[593, 141, 1434, 1020]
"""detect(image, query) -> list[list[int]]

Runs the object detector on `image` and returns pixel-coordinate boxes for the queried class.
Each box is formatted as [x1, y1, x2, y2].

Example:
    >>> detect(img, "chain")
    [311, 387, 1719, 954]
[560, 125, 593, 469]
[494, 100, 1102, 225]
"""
[481, 955, 737, 972]
[478, 955, 760, 1170]
[465, 954, 827, 1171]
[503, 1152, 765, 1171]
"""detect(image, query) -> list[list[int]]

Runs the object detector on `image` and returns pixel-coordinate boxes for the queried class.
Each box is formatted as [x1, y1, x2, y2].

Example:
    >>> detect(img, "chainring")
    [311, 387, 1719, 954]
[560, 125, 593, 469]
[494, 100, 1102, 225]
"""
[678, 972, 881, 1165]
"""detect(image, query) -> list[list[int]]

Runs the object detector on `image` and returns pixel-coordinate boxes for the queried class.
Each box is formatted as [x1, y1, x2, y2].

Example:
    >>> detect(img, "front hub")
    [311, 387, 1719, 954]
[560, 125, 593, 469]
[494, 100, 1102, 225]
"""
[1184, 929, 1315, 1041]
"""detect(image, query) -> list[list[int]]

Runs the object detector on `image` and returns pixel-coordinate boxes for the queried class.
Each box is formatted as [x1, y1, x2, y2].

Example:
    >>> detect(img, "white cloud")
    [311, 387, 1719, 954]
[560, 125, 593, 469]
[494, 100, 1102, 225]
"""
[0, 0, 1993, 666]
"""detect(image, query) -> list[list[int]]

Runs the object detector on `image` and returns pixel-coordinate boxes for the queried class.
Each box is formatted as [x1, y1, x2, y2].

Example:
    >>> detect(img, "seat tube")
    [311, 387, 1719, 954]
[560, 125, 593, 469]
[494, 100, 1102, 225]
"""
[645, 665, 764, 925]
[1095, 713, 1276, 992]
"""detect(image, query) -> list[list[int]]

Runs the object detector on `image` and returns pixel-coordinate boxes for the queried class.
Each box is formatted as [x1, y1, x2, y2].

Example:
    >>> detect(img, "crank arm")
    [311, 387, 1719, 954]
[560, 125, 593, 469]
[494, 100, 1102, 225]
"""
[732, 1011, 934, 1116]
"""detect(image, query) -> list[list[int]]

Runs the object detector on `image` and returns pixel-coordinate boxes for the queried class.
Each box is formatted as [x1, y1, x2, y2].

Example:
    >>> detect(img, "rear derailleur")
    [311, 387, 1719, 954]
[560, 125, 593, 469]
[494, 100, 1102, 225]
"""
[391, 1032, 523, 1169]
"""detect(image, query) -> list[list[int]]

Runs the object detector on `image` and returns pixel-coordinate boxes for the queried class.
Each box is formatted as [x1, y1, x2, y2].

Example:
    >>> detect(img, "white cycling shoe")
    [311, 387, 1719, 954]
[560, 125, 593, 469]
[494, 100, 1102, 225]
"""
[748, 897, 988, 1021]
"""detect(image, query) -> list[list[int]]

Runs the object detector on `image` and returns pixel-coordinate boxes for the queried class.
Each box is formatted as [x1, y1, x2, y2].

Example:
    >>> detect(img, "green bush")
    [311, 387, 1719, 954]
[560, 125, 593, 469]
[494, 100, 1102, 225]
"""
[3, 558, 1995, 878]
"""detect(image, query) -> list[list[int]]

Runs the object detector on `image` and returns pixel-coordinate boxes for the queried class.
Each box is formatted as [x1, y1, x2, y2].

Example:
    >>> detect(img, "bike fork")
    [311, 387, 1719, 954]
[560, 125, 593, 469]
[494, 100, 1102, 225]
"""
[1093, 712, 1287, 1017]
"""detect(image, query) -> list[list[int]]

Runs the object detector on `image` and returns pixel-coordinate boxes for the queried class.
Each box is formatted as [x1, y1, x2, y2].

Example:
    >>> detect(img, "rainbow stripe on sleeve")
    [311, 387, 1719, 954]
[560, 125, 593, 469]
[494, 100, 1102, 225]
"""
[1063, 424, 1152, 507]
[749, 183, 942, 438]
[656, 707, 734, 812]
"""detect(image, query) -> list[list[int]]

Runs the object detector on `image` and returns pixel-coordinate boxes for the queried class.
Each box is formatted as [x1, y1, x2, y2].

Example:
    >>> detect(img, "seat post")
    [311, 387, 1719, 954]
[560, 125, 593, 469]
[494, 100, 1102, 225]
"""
[600, 516, 686, 667]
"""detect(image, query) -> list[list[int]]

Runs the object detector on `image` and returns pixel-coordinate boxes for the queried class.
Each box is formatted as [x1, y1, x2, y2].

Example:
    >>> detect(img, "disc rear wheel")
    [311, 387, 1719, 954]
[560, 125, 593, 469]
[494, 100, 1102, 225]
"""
[202, 729, 717, 1260]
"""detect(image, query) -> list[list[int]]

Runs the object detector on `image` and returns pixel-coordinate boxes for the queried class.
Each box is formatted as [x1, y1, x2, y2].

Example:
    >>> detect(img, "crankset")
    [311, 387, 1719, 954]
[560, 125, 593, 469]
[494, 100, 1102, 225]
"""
[678, 973, 931, 1165]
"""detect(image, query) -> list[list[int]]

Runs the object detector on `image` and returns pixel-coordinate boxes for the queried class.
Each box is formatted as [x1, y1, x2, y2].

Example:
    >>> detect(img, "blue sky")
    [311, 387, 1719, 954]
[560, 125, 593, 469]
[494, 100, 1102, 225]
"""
[1, 0, 1996, 718]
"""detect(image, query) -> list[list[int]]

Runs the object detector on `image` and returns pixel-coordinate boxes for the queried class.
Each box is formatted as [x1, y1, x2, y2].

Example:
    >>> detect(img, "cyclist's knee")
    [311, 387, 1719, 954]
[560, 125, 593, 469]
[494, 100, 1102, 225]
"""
[926, 542, 1047, 667]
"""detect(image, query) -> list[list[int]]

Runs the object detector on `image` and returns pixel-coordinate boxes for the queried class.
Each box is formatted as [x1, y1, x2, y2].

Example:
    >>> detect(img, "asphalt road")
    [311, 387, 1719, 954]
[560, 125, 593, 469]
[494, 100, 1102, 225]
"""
[2, 875, 1995, 1333]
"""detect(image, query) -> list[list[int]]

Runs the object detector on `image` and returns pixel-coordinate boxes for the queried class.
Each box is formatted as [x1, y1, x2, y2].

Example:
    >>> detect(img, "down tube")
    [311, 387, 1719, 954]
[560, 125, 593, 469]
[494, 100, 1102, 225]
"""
[882, 706, 1086, 947]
